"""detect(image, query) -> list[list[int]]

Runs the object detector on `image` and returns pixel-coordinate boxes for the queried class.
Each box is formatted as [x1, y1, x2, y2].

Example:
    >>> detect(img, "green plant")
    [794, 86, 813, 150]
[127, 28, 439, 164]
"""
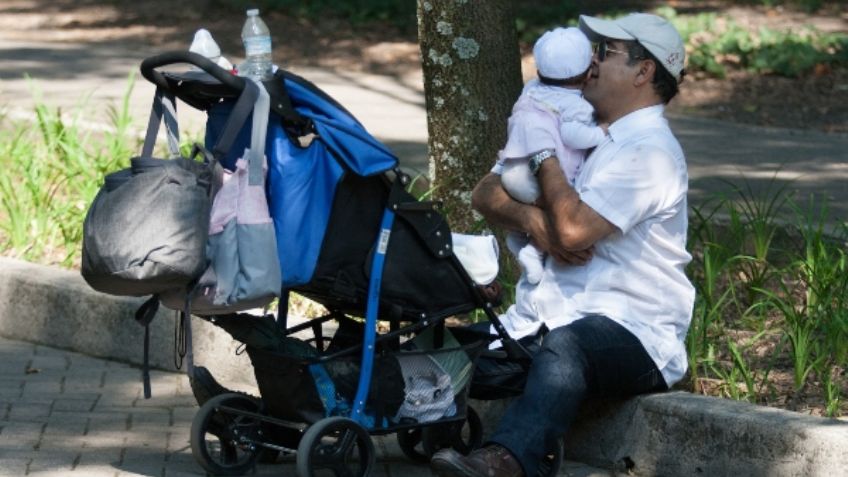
[0, 74, 140, 266]
[659, 7, 848, 78]
[705, 338, 757, 402]
[819, 363, 842, 417]
[723, 174, 792, 304]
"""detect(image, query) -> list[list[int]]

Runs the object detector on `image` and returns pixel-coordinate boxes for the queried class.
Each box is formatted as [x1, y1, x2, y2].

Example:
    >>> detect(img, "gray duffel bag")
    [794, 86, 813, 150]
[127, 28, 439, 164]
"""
[81, 84, 257, 296]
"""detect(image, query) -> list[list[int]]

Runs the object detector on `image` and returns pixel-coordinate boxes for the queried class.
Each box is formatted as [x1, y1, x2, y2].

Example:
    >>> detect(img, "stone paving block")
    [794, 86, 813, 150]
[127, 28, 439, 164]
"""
[101, 373, 144, 398]
[25, 450, 79, 473]
[133, 394, 197, 409]
[37, 434, 88, 453]
[0, 419, 44, 435]
[86, 413, 132, 433]
[123, 432, 170, 455]
[96, 394, 143, 411]
[79, 430, 129, 449]
[162, 468, 206, 477]
[171, 406, 196, 426]
[22, 379, 63, 395]
[62, 372, 106, 393]
[162, 454, 208, 476]
[0, 379, 22, 398]
[63, 465, 121, 477]
[16, 394, 62, 406]
[76, 445, 124, 468]
[8, 401, 52, 420]
[118, 456, 166, 476]
[174, 375, 193, 398]
[52, 397, 99, 413]
[128, 408, 172, 430]
[164, 449, 195, 465]
[167, 429, 191, 454]
[25, 392, 99, 405]
[0, 462, 31, 477]
[67, 353, 114, 369]
[44, 413, 89, 430]
[147, 371, 183, 393]
[0, 447, 37, 459]
[29, 354, 69, 371]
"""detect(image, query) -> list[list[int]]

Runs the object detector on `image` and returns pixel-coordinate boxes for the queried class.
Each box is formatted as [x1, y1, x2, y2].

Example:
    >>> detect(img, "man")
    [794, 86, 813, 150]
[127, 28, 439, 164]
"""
[431, 12, 695, 477]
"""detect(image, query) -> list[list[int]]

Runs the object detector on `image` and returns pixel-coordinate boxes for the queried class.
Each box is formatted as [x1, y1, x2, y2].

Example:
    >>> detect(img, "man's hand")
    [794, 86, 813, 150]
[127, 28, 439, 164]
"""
[548, 245, 594, 266]
[527, 228, 594, 266]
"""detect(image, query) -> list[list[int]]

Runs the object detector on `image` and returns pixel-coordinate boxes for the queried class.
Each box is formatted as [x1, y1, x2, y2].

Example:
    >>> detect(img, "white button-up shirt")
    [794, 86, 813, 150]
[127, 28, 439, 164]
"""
[493, 104, 695, 386]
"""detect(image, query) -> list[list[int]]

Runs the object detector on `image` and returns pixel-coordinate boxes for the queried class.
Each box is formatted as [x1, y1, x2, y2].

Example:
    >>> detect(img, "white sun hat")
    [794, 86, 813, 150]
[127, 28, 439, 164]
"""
[578, 13, 686, 82]
[533, 27, 593, 80]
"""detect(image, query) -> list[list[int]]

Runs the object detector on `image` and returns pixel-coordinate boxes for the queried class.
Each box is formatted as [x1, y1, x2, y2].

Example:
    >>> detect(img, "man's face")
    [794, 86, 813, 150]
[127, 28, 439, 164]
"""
[583, 39, 635, 119]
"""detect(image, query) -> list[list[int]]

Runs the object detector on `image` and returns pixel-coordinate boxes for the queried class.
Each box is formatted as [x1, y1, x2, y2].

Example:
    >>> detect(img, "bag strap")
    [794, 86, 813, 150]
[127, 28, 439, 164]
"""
[141, 88, 181, 159]
[134, 295, 161, 399]
[211, 79, 259, 163]
[247, 78, 271, 186]
[140, 81, 259, 164]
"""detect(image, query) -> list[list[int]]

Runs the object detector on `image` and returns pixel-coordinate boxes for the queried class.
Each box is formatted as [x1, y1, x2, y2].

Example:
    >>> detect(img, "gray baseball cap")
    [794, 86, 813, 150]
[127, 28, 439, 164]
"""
[579, 13, 686, 83]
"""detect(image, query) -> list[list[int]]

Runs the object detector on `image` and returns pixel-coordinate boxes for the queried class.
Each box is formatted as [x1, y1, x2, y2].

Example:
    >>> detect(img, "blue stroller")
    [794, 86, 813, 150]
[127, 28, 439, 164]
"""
[139, 52, 557, 477]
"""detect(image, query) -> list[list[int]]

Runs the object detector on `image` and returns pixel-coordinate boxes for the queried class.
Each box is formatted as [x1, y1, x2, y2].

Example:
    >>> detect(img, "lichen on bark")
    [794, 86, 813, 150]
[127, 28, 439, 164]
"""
[416, 0, 522, 232]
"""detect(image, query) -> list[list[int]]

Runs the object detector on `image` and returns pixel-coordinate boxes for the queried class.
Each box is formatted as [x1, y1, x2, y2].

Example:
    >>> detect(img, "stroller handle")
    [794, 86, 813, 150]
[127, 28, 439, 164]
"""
[140, 51, 246, 93]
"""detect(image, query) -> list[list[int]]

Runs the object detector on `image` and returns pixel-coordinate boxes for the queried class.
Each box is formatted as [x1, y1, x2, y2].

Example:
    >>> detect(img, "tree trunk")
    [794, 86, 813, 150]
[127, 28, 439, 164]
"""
[416, 0, 522, 232]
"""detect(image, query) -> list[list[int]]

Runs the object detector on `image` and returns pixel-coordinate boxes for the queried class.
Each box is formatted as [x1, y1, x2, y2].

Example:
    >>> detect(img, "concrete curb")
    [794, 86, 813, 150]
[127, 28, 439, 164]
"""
[0, 257, 259, 394]
[3, 257, 848, 476]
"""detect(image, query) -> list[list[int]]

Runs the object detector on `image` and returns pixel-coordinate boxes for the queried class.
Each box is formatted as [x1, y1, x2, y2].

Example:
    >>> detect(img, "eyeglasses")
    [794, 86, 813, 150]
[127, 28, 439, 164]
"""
[594, 41, 629, 62]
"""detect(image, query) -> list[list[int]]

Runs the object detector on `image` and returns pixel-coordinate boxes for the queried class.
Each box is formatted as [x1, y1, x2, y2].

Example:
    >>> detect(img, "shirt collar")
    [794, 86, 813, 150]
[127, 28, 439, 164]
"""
[607, 104, 666, 143]
[526, 78, 584, 96]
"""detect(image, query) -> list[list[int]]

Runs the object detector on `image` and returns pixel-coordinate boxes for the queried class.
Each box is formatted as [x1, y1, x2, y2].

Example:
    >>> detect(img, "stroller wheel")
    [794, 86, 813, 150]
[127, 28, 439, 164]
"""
[536, 436, 564, 477]
[396, 427, 429, 463]
[296, 416, 375, 477]
[190, 392, 262, 476]
[422, 405, 483, 457]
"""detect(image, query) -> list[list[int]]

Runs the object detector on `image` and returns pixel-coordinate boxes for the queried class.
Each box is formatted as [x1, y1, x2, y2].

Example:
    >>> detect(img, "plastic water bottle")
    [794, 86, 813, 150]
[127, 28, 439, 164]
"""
[240, 9, 273, 81]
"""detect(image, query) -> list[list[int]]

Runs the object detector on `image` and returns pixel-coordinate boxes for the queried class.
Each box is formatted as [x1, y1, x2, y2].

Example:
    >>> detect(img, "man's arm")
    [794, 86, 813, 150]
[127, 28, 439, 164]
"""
[471, 172, 594, 264]
[471, 173, 546, 237]
[536, 158, 617, 252]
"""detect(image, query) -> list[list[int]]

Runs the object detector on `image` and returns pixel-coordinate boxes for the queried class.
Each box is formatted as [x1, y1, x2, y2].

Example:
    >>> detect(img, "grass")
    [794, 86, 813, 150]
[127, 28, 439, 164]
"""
[0, 74, 138, 266]
[686, 183, 848, 416]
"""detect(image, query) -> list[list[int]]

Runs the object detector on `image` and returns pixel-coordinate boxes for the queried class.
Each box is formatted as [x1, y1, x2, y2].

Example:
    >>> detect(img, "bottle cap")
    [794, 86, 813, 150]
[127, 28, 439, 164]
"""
[247, 9, 259, 16]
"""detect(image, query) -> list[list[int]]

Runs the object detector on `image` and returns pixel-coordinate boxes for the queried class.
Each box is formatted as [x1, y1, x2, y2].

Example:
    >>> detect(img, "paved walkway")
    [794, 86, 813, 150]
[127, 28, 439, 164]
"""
[2, 38, 848, 220]
[0, 336, 609, 477]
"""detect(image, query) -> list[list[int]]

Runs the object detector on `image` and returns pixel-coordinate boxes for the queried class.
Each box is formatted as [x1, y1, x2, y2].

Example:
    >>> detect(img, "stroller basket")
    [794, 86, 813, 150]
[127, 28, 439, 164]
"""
[247, 329, 485, 433]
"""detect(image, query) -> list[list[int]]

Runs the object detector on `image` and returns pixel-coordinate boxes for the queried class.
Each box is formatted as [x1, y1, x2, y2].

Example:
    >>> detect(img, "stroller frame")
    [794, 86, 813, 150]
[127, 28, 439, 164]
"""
[139, 52, 539, 476]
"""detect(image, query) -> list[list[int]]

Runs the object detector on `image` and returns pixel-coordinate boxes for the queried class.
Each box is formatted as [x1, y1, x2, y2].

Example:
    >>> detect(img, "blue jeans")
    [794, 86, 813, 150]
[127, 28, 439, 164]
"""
[488, 315, 667, 477]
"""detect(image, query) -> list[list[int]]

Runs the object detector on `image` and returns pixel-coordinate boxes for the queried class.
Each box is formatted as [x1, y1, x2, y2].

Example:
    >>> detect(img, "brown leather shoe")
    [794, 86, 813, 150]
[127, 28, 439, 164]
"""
[431, 445, 524, 477]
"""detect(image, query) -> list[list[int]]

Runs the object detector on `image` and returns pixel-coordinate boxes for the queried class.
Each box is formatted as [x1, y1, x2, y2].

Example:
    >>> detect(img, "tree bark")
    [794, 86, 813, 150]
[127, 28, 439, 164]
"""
[417, 0, 522, 232]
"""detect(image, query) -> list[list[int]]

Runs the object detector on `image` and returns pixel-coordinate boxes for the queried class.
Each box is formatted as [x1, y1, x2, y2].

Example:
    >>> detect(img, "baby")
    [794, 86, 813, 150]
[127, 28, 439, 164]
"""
[498, 27, 607, 284]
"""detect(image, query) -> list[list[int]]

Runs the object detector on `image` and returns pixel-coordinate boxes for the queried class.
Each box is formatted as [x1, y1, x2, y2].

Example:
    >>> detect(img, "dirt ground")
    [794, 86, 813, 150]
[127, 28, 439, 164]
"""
[1, 0, 846, 133]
